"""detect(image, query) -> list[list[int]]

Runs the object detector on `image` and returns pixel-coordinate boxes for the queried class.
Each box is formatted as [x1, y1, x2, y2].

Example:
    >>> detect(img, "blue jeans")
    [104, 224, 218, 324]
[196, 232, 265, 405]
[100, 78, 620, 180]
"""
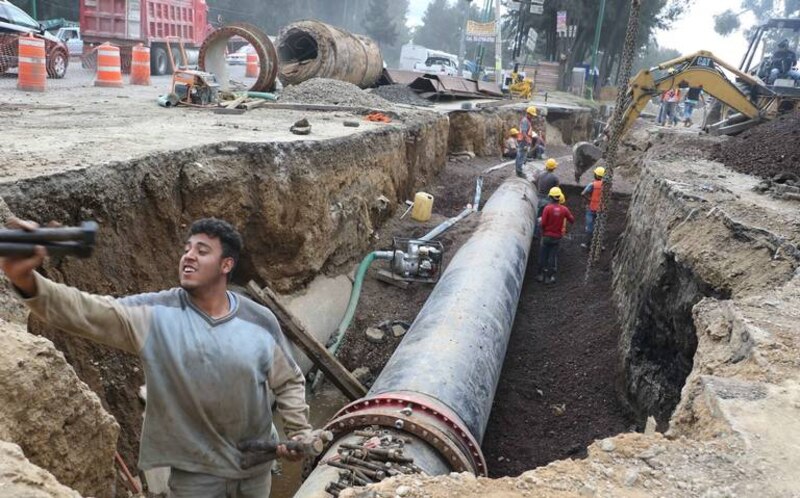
[769, 68, 800, 84]
[657, 102, 666, 125]
[683, 100, 697, 120]
[585, 209, 597, 246]
[538, 236, 560, 275]
[515, 141, 528, 176]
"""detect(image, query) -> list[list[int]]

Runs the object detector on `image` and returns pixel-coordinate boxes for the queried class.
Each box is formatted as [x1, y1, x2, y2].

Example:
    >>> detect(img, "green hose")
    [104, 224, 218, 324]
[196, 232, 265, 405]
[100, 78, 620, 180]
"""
[329, 251, 378, 356]
[246, 91, 277, 101]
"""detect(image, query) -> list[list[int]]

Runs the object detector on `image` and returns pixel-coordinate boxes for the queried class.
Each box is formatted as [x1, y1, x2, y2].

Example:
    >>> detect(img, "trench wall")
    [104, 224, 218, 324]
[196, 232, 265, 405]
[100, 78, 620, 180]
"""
[0, 112, 449, 483]
[613, 159, 800, 427]
[447, 104, 596, 156]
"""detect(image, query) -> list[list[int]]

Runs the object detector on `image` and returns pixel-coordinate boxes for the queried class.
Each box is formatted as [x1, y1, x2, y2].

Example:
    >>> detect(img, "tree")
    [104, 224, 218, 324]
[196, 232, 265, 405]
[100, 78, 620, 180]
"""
[413, 0, 462, 53]
[714, 0, 800, 36]
[363, 0, 398, 49]
[633, 39, 681, 73]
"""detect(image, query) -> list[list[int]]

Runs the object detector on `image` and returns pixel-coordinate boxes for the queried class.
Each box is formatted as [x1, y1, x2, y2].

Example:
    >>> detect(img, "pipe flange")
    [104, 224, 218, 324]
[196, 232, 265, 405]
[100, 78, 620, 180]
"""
[324, 393, 487, 475]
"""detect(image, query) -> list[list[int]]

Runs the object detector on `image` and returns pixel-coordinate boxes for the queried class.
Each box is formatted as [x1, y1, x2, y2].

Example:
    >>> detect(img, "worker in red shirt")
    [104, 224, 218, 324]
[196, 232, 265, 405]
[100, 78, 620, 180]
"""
[536, 187, 574, 284]
[581, 166, 605, 249]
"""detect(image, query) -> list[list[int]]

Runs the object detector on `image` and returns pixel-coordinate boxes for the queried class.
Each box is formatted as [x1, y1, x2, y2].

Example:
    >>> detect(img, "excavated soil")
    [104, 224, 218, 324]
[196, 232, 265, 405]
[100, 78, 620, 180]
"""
[482, 189, 634, 476]
[710, 111, 800, 179]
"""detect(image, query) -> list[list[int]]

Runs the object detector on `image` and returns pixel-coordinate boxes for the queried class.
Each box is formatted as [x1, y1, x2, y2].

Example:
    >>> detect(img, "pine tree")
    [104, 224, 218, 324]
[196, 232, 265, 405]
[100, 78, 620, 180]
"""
[363, 0, 398, 48]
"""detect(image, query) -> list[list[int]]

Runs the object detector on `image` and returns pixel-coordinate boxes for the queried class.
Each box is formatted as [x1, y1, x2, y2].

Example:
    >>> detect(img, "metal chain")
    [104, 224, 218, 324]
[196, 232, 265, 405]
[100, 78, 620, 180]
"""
[586, 0, 642, 272]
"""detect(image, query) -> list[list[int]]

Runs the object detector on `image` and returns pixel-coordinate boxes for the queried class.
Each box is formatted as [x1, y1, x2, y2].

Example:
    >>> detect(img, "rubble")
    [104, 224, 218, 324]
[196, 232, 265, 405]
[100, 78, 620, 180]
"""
[370, 85, 432, 107]
[0, 441, 83, 498]
[0, 319, 119, 497]
[280, 78, 392, 109]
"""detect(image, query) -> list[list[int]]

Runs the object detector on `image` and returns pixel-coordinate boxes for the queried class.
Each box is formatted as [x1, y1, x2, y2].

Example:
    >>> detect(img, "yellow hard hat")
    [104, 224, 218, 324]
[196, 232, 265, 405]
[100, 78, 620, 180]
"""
[526, 105, 538, 116]
[510, 127, 519, 135]
[545, 158, 558, 170]
[548, 186, 563, 199]
[557, 193, 566, 204]
[667, 67, 676, 74]
[594, 166, 606, 178]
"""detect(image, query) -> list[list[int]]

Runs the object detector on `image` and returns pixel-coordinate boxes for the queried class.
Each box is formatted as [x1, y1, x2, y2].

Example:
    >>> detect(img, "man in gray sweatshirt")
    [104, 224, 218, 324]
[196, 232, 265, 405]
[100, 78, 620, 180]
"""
[1, 217, 311, 498]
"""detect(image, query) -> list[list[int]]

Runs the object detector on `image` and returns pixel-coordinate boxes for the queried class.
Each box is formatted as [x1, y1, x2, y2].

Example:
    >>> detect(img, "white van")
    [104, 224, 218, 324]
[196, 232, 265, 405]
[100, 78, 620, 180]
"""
[399, 43, 459, 76]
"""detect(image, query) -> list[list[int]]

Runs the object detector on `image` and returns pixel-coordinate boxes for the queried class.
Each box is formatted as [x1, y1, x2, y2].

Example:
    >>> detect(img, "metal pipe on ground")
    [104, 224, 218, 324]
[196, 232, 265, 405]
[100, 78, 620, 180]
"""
[199, 23, 279, 92]
[295, 178, 537, 497]
[276, 20, 384, 89]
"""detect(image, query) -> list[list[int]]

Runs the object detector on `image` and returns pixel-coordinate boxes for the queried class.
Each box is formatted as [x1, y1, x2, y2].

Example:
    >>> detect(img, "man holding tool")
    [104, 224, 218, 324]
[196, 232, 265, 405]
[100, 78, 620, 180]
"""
[0, 217, 317, 498]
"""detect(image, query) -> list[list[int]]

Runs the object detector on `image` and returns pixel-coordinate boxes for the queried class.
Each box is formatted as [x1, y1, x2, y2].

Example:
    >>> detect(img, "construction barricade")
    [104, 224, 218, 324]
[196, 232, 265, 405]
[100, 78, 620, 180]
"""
[245, 51, 259, 78]
[17, 34, 46, 92]
[130, 44, 151, 85]
[94, 42, 123, 88]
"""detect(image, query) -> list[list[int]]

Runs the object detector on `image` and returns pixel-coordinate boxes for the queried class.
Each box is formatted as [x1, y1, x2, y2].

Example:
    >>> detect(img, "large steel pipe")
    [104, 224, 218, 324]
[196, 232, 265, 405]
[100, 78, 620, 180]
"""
[276, 20, 384, 88]
[295, 178, 537, 497]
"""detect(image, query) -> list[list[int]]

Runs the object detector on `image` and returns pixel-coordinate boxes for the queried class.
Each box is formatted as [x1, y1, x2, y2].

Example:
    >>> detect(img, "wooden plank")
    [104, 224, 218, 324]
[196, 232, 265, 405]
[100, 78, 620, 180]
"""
[223, 96, 247, 109]
[246, 281, 367, 401]
[213, 107, 246, 115]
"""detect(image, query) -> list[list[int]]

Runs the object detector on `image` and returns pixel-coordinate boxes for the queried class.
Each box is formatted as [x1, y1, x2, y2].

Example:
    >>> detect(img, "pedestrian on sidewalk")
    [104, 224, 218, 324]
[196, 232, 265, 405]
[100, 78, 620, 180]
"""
[581, 166, 606, 249]
[1, 217, 312, 498]
[536, 187, 575, 284]
[515, 106, 539, 177]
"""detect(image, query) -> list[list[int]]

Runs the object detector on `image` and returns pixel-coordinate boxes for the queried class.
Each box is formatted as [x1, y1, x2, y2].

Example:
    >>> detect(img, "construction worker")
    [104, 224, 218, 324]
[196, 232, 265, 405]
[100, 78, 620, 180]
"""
[768, 38, 800, 84]
[581, 166, 605, 249]
[515, 106, 539, 177]
[0, 217, 312, 498]
[503, 128, 519, 158]
[536, 186, 574, 284]
[535, 158, 560, 213]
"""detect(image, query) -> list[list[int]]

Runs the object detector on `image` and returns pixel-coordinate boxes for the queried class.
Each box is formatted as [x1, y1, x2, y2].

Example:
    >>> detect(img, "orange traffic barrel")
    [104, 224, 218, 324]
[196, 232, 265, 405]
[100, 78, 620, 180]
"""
[130, 44, 150, 85]
[17, 34, 46, 92]
[245, 51, 259, 78]
[94, 43, 123, 88]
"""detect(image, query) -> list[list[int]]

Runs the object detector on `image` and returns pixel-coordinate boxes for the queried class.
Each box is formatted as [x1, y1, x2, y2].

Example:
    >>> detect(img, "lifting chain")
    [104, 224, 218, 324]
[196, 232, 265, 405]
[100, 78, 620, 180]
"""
[586, 0, 642, 273]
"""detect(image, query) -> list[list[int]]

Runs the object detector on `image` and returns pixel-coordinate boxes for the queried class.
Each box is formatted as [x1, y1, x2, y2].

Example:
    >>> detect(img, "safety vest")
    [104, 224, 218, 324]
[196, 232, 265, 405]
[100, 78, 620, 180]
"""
[590, 180, 603, 212]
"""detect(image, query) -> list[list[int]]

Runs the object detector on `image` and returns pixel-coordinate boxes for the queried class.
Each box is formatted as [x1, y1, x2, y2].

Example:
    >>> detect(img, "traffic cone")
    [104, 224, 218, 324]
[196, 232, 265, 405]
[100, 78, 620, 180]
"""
[17, 34, 46, 92]
[94, 42, 123, 88]
[130, 44, 150, 85]
[245, 51, 259, 78]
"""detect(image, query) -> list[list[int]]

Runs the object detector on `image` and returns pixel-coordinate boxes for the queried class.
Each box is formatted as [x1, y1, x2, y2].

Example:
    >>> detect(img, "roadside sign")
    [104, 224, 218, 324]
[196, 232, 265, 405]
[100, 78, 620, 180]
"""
[530, 4, 543, 14]
[526, 29, 538, 52]
[466, 20, 496, 42]
[556, 10, 567, 35]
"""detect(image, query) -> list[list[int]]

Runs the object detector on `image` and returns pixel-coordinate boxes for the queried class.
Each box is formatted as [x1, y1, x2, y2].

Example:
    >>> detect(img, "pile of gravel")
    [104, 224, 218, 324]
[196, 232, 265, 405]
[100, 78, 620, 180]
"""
[370, 84, 432, 107]
[280, 78, 391, 108]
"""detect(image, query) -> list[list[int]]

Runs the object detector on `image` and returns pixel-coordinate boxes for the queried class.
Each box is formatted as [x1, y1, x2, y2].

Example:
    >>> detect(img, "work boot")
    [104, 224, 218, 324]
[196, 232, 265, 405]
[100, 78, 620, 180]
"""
[535, 273, 545, 283]
[546, 275, 556, 284]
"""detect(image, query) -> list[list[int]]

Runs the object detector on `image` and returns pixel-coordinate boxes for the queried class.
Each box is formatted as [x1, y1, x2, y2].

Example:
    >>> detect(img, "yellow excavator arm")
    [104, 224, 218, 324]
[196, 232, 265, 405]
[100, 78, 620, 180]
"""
[613, 51, 768, 139]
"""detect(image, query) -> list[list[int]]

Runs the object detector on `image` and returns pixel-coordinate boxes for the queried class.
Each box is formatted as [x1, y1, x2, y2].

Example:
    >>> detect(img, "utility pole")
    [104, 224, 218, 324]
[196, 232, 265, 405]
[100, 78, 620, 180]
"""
[31, 0, 38, 20]
[589, 0, 607, 99]
[494, 0, 502, 83]
[459, 0, 472, 77]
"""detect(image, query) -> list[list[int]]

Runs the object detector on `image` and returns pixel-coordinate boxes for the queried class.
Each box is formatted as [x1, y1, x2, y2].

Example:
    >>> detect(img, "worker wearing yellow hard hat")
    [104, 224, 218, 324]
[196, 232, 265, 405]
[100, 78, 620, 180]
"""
[503, 128, 520, 159]
[536, 185, 575, 284]
[581, 165, 606, 249]
[515, 105, 546, 177]
[533, 157, 560, 240]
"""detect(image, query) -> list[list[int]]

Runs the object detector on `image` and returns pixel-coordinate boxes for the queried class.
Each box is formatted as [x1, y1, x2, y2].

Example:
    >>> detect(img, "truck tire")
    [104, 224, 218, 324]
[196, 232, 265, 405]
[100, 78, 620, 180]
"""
[151, 46, 171, 76]
[47, 48, 68, 79]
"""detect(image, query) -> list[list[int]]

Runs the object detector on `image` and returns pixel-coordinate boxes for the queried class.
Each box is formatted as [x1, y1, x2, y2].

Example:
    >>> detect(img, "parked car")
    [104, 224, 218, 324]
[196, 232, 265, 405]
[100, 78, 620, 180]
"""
[0, 0, 69, 78]
[55, 26, 83, 58]
[226, 44, 254, 65]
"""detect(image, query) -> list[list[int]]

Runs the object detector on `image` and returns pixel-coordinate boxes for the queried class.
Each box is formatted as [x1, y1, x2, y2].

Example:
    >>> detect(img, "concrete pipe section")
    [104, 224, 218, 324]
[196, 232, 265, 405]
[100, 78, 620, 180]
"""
[199, 22, 279, 92]
[295, 178, 537, 497]
[276, 20, 384, 89]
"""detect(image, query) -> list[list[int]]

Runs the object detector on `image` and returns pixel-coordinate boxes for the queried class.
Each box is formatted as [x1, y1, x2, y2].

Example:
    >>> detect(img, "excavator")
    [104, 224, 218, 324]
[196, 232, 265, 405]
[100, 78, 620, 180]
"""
[573, 18, 800, 181]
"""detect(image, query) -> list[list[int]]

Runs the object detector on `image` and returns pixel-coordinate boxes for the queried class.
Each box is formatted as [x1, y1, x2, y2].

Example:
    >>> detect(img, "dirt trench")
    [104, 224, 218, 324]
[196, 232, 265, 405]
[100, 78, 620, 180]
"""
[0, 113, 449, 488]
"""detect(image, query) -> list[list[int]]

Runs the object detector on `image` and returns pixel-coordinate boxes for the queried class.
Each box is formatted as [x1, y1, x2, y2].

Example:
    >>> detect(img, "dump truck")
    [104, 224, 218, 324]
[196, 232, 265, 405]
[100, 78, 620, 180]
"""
[80, 0, 209, 75]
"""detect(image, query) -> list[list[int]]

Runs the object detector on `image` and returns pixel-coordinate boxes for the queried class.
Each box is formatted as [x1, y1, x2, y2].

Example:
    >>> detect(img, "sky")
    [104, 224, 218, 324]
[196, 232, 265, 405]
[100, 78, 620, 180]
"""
[406, 0, 758, 65]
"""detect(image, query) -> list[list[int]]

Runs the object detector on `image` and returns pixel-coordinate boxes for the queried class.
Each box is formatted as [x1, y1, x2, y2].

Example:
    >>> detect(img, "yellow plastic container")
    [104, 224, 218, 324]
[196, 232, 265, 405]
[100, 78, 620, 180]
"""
[411, 192, 434, 222]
